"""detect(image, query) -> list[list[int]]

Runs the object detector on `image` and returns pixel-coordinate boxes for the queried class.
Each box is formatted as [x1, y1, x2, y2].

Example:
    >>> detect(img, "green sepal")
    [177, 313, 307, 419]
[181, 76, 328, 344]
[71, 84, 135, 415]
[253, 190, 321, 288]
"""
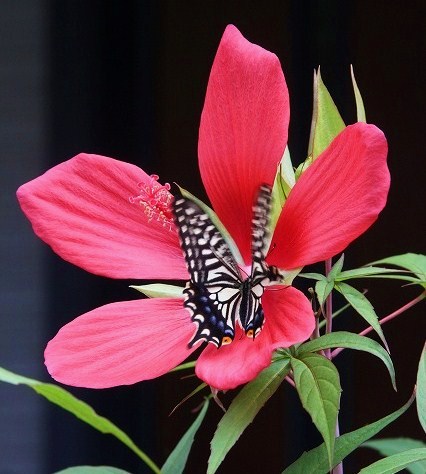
[297, 331, 396, 390]
[417, 343, 426, 433]
[308, 68, 345, 162]
[270, 147, 295, 230]
[358, 448, 426, 474]
[208, 358, 291, 474]
[0, 367, 161, 474]
[282, 392, 415, 474]
[130, 283, 184, 298]
[162, 398, 210, 474]
[177, 185, 244, 265]
[362, 438, 426, 474]
[335, 282, 389, 353]
[350, 65, 367, 122]
[291, 353, 341, 469]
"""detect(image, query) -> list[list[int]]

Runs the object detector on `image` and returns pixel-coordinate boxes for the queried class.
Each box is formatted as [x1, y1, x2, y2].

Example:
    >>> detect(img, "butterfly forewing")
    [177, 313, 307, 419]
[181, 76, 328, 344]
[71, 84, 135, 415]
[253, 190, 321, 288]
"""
[173, 186, 280, 348]
[173, 197, 242, 347]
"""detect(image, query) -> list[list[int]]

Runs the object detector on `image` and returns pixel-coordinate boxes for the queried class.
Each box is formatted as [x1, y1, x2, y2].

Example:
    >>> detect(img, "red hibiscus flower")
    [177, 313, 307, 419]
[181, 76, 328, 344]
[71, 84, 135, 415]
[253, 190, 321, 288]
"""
[17, 25, 389, 390]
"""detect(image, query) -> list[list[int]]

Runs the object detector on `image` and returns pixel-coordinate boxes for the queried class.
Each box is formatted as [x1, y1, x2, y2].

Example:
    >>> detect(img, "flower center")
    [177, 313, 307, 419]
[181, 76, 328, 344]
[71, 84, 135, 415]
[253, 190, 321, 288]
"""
[129, 174, 173, 229]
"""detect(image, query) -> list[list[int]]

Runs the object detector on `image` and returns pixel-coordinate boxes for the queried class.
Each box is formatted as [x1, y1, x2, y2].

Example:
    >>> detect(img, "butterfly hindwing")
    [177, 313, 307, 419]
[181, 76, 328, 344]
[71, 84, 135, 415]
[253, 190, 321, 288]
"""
[173, 197, 242, 347]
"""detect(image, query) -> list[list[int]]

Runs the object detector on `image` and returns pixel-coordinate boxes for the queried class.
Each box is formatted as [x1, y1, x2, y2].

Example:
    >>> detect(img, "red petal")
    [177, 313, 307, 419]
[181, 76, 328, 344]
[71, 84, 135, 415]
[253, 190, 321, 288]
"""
[195, 326, 273, 390]
[199, 25, 290, 264]
[17, 154, 188, 279]
[262, 285, 315, 348]
[269, 124, 389, 269]
[45, 298, 196, 388]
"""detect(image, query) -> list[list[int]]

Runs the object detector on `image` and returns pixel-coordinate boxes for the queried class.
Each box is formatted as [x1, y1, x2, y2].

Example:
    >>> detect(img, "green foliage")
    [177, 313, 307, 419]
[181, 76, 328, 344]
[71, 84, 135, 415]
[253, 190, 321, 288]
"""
[0, 367, 161, 474]
[291, 353, 341, 468]
[270, 147, 295, 230]
[282, 392, 415, 474]
[55, 468, 131, 474]
[370, 253, 426, 288]
[162, 398, 210, 474]
[417, 344, 426, 433]
[308, 69, 345, 161]
[335, 282, 389, 352]
[130, 283, 184, 298]
[208, 358, 290, 474]
[358, 448, 426, 474]
[350, 65, 367, 122]
[297, 332, 396, 390]
[362, 438, 426, 474]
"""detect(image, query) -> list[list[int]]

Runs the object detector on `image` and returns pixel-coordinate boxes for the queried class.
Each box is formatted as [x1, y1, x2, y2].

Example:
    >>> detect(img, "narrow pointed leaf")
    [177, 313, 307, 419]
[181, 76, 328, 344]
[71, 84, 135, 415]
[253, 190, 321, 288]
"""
[335, 282, 389, 352]
[336, 267, 407, 281]
[328, 254, 345, 280]
[208, 358, 290, 474]
[315, 279, 334, 307]
[417, 344, 426, 433]
[351, 65, 367, 122]
[358, 448, 426, 474]
[297, 331, 396, 390]
[291, 353, 341, 467]
[55, 468, 131, 474]
[162, 398, 210, 474]
[298, 272, 327, 281]
[362, 438, 426, 474]
[309, 69, 345, 161]
[282, 392, 415, 474]
[370, 253, 426, 287]
[130, 283, 184, 298]
[0, 367, 161, 474]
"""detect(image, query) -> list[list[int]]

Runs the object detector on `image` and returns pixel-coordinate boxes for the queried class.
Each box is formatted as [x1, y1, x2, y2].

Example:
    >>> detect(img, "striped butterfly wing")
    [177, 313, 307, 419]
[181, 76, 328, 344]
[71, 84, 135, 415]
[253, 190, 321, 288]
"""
[173, 197, 243, 348]
[240, 184, 276, 338]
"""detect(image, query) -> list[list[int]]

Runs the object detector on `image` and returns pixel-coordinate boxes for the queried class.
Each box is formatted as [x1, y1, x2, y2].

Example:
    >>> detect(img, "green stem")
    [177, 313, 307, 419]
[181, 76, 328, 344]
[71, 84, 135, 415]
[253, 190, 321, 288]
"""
[325, 258, 333, 359]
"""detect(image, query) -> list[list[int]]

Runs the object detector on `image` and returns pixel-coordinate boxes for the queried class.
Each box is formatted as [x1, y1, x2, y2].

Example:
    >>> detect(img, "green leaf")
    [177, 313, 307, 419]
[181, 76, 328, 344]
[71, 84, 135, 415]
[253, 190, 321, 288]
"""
[0, 367, 161, 474]
[130, 283, 184, 298]
[297, 331, 396, 390]
[370, 253, 426, 288]
[177, 185, 243, 265]
[162, 398, 210, 474]
[291, 353, 341, 467]
[417, 344, 426, 433]
[335, 282, 389, 352]
[308, 69, 345, 161]
[359, 448, 426, 474]
[315, 279, 334, 307]
[336, 267, 407, 281]
[298, 272, 327, 281]
[350, 65, 367, 122]
[362, 438, 426, 474]
[208, 358, 290, 474]
[55, 467, 131, 474]
[328, 254, 345, 280]
[169, 361, 196, 373]
[282, 392, 415, 474]
[270, 147, 295, 230]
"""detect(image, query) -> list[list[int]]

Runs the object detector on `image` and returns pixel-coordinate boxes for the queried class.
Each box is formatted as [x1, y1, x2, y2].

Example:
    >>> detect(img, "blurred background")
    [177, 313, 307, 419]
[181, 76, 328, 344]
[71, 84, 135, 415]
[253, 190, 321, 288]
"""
[1, 1, 425, 473]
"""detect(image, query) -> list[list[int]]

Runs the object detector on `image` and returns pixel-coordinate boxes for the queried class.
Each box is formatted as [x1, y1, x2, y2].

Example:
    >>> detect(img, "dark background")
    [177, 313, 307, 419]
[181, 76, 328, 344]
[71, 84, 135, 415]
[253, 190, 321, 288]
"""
[1, 1, 425, 473]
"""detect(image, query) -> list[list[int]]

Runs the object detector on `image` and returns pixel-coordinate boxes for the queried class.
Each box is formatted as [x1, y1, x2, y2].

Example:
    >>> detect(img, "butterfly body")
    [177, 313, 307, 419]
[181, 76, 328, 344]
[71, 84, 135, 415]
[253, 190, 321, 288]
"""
[173, 185, 281, 348]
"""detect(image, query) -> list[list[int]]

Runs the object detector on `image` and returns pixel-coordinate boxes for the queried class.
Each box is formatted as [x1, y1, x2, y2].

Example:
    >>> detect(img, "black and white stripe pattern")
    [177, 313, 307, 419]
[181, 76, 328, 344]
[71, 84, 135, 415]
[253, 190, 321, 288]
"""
[173, 185, 281, 348]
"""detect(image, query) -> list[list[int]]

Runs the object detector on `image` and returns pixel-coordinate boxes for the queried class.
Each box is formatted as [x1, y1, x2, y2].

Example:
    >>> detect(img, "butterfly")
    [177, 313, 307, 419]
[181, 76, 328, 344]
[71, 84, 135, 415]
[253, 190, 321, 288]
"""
[173, 185, 282, 349]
